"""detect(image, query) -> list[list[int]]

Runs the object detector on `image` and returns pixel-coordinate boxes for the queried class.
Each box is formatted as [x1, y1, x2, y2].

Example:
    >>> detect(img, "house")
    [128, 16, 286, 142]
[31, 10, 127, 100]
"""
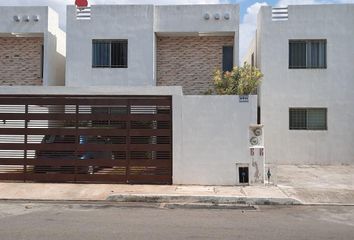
[244, 4, 354, 173]
[0, 3, 262, 186]
[0, 6, 65, 86]
[66, 4, 239, 94]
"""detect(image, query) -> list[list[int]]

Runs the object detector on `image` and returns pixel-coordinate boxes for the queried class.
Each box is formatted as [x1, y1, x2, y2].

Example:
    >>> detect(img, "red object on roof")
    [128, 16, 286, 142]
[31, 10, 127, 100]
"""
[75, 0, 88, 7]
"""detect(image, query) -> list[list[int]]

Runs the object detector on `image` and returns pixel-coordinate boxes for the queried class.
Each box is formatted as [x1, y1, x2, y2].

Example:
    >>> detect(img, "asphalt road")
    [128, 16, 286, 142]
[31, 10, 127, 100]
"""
[0, 201, 353, 240]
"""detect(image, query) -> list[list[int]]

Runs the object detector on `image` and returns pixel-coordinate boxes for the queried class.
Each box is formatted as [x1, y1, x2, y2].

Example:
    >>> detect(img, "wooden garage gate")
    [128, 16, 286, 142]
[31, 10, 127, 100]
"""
[0, 95, 172, 184]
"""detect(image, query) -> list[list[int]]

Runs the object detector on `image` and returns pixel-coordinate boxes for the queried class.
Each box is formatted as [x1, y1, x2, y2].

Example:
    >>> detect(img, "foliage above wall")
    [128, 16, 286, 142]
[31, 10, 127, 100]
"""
[206, 63, 263, 95]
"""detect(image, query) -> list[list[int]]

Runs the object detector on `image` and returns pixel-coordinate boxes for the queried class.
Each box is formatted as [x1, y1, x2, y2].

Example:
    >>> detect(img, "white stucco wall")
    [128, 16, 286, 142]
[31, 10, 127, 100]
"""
[154, 4, 239, 34]
[242, 37, 256, 65]
[255, 4, 354, 165]
[66, 5, 155, 87]
[46, 8, 66, 86]
[0, 6, 65, 86]
[173, 95, 257, 185]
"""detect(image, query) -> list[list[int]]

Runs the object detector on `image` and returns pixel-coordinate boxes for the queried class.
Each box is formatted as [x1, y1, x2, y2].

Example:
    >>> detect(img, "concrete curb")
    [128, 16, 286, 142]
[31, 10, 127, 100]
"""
[163, 203, 258, 210]
[1, 197, 353, 207]
[106, 194, 302, 205]
[0, 199, 257, 210]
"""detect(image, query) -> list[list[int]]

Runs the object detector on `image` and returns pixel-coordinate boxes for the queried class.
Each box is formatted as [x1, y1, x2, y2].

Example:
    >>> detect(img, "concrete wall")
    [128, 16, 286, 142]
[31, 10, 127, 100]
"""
[174, 95, 257, 185]
[0, 6, 65, 86]
[46, 7, 66, 86]
[242, 37, 256, 66]
[154, 4, 239, 34]
[66, 5, 155, 87]
[254, 4, 354, 165]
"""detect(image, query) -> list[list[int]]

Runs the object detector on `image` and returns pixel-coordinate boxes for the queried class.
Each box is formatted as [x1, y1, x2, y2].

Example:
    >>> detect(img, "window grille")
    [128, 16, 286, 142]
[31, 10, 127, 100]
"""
[289, 40, 326, 69]
[289, 108, 327, 130]
[92, 40, 128, 68]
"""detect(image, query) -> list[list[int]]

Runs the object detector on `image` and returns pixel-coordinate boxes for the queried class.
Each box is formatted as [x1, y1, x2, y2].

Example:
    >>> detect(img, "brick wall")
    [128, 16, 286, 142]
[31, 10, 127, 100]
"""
[0, 37, 43, 86]
[157, 36, 234, 95]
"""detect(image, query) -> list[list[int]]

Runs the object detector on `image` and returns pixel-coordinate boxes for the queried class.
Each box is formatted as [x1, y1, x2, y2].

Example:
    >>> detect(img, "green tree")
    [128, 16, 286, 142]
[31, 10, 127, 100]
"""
[206, 62, 263, 95]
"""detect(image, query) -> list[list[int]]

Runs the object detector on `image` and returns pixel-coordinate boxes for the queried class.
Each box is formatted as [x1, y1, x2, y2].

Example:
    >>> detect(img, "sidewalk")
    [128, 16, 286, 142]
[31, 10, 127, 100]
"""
[0, 165, 353, 206]
[0, 183, 296, 205]
[277, 165, 354, 205]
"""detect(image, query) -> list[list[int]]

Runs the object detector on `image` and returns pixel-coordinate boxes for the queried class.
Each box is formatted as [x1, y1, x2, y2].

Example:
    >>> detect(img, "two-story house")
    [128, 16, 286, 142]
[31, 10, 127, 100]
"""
[244, 4, 354, 170]
[66, 4, 239, 94]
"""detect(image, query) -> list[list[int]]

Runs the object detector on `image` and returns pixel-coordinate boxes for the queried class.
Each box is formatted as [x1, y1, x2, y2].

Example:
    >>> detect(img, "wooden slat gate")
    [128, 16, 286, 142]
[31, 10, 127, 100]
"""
[0, 95, 172, 184]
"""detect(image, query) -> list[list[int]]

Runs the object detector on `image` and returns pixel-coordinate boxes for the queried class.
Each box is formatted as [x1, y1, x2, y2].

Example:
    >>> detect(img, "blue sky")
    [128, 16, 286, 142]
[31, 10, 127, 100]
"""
[235, 0, 278, 17]
[0, 0, 353, 60]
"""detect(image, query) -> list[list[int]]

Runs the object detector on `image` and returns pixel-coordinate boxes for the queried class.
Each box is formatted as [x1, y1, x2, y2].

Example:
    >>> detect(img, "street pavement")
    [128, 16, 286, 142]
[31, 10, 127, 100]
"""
[0, 201, 353, 240]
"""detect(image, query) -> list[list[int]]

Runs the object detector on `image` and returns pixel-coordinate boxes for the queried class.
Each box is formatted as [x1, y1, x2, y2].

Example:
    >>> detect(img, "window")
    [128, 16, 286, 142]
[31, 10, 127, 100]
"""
[289, 40, 326, 69]
[92, 40, 128, 68]
[289, 108, 327, 130]
[223, 46, 234, 72]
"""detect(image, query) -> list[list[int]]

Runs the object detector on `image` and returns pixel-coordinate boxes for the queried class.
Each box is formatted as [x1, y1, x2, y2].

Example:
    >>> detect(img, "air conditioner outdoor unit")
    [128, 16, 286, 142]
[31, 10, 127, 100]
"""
[249, 124, 264, 147]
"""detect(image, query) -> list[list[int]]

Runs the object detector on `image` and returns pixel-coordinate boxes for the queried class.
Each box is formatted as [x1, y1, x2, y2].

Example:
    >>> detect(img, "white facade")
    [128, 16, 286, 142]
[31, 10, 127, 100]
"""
[175, 95, 257, 185]
[65, 4, 239, 87]
[0, 6, 66, 86]
[66, 5, 155, 87]
[245, 4, 354, 165]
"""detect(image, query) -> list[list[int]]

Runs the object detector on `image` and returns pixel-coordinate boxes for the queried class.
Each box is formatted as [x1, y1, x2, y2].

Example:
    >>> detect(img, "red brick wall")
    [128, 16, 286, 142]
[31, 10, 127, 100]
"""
[157, 36, 234, 95]
[0, 37, 43, 86]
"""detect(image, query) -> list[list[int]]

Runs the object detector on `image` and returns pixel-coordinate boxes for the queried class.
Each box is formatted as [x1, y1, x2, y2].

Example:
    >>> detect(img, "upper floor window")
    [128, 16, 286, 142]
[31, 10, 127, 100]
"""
[92, 40, 128, 68]
[289, 108, 327, 130]
[289, 40, 326, 69]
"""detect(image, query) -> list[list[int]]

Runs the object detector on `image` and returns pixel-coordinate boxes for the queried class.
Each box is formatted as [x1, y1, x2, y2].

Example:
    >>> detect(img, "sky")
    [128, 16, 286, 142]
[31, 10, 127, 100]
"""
[0, 0, 353, 61]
